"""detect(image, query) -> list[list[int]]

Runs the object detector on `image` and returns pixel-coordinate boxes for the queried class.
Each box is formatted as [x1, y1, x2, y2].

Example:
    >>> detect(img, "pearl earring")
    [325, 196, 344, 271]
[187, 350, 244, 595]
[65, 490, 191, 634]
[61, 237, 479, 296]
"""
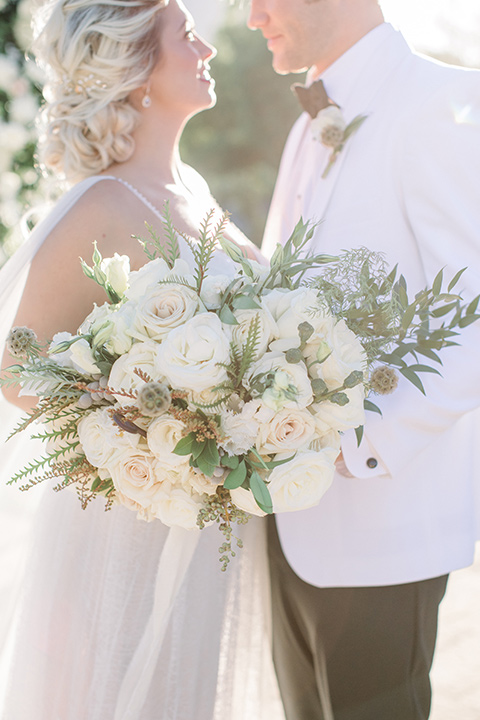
[142, 85, 151, 108]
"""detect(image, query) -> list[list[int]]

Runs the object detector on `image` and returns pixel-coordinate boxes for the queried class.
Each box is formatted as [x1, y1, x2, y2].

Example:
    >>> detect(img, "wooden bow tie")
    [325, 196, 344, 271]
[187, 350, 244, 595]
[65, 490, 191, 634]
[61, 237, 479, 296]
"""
[292, 79, 337, 118]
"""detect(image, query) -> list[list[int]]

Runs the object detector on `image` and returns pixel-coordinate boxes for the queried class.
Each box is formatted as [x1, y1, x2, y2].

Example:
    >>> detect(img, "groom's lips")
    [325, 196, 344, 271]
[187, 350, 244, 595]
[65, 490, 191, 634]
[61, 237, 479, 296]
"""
[265, 35, 282, 50]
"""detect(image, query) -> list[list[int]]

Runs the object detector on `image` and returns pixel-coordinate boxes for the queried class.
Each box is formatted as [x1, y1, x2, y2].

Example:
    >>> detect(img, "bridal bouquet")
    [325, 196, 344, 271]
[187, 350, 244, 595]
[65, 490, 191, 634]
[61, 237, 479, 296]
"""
[2, 211, 479, 567]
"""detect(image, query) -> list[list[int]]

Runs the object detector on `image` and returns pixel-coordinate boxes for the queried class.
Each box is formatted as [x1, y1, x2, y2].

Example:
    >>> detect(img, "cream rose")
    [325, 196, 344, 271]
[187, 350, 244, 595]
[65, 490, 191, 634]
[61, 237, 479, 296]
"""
[108, 342, 165, 406]
[229, 486, 267, 517]
[78, 407, 140, 468]
[268, 450, 335, 513]
[146, 415, 189, 467]
[248, 351, 313, 411]
[256, 408, 316, 455]
[157, 313, 231, 392]
[130, 283, 201, 342]
[107, 447, 168, 508]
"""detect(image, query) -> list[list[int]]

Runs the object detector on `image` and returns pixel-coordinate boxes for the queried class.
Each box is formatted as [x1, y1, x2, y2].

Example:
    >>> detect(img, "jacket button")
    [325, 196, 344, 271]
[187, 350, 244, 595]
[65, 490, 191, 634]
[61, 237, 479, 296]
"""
[366, 457, 378, 469]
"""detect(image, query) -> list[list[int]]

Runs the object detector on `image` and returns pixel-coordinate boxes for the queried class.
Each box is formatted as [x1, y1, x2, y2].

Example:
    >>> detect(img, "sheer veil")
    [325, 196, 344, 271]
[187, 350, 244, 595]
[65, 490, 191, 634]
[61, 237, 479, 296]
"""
[0, 177, 284, 719]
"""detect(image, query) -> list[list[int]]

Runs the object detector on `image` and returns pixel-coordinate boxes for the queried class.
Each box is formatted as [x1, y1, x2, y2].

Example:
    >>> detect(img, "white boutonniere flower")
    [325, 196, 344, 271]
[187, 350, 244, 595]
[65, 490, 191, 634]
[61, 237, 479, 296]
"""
[311, 106, 368, 178]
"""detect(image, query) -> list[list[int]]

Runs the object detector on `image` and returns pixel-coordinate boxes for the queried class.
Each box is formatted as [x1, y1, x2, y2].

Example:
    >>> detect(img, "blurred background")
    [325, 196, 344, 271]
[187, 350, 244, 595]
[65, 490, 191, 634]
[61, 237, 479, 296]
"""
[0, 1, 479, 717]
[1, 0, 480, 263]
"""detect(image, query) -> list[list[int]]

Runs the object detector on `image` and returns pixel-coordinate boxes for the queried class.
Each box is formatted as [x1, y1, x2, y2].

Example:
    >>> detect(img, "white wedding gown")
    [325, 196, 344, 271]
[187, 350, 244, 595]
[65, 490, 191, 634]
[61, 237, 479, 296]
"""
[0, 176, 285, 720]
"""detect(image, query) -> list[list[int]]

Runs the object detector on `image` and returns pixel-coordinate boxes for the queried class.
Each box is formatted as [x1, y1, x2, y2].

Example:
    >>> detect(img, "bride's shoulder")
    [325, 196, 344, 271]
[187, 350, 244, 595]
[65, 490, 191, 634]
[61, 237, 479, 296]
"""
[38, 176, 162, 267]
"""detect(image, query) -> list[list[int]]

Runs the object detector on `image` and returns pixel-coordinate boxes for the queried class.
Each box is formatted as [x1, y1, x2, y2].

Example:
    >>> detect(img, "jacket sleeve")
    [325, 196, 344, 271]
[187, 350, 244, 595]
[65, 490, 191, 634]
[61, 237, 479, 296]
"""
[342, 69, 480, 479]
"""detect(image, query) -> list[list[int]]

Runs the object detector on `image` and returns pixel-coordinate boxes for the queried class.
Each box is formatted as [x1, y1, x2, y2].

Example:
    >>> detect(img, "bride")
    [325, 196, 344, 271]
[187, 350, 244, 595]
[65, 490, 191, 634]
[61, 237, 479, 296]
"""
[0, 0, 284, 717]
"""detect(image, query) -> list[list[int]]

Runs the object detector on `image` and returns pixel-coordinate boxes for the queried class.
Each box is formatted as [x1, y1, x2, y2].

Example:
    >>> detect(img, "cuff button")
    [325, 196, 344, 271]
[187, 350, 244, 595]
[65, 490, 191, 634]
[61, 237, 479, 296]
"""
[366, 457, 378, 469]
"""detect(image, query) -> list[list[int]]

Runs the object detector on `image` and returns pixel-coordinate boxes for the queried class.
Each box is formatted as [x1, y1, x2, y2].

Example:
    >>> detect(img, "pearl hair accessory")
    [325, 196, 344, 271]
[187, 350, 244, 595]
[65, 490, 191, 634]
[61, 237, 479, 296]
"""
[62, 73, 108, 96]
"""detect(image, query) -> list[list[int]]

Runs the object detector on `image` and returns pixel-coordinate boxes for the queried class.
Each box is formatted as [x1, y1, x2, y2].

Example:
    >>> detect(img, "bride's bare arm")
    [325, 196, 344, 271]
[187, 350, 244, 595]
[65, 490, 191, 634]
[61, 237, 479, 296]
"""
[1, 182, 169, 409]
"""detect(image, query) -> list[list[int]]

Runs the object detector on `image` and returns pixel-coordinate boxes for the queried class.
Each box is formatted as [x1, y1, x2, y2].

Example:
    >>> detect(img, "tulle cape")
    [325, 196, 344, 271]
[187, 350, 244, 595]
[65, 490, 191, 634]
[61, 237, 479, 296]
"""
[0, 177, 284, 719]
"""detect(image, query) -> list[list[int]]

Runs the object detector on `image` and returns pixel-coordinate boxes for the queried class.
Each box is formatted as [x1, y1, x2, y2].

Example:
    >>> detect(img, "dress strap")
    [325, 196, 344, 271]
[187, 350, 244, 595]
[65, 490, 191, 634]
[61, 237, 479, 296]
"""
[99, 175, 164, 221]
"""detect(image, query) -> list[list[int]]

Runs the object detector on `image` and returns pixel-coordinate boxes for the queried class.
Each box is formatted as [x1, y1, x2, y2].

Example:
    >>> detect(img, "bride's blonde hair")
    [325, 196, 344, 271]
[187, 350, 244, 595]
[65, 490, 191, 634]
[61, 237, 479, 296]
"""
[32, 0, 168, 183]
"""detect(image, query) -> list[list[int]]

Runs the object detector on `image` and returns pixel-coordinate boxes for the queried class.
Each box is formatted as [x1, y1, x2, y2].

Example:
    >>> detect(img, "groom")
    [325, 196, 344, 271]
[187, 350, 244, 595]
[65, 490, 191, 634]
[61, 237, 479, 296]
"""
[248, 1, 480, 718]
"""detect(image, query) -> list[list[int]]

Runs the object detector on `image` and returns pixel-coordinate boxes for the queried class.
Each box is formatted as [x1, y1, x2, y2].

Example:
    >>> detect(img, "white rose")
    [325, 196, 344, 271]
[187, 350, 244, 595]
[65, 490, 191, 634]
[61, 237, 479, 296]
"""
[126, 258, 170, 301]
[311, 106, 347, 147]
[312, 384, 366, 433]
[126, 258, 195, 302]
[229, 486, 267, 517]
[309, 427, 342, 463]
[219, 399, 275, 456]
[232, 302, 278, 358]
[78, 407, 140, 468]
[305, 318, 366, 387]
[108, 342, 165, 406]
[248, 351, 313, 411]
[185, 466, 220, 497]
[268, 450, 335, 513]
[107, 447, 168, 508]
[130, 283, 201, 342]
[256, 408, 316, 455]
[101, 253, 130, 297]
[154, 487, 204, 530]
[147, 415, 189, 467]
[200, 274, 233, 310]
[266, 288, 333, 353]
[157, 313, 230, 392]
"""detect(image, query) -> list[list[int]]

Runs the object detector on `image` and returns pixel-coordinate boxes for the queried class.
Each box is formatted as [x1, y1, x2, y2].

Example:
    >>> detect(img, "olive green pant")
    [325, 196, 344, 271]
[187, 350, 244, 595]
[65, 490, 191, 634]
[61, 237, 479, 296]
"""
[268, 519, 448, 720]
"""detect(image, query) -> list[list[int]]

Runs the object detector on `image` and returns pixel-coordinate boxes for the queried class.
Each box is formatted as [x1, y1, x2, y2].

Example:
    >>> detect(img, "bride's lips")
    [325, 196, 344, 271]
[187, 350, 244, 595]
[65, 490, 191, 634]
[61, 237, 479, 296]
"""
[197, 66, 214, 85]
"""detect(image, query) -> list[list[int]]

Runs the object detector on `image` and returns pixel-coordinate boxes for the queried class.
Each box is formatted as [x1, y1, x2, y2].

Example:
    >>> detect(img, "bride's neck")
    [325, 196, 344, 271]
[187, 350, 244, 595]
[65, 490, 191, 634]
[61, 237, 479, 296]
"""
[126, 110, 187, 186]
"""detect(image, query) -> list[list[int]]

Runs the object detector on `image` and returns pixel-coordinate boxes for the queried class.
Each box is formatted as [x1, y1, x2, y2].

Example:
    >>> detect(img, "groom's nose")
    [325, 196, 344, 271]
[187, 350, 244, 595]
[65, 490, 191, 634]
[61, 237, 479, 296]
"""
[247, 0, 268, 30]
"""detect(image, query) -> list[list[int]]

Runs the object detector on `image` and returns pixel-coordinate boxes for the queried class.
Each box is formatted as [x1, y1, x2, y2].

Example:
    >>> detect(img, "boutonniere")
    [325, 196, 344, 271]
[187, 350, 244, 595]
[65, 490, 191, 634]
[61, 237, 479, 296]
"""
[292, 79, 368, 179]
[312, 106, 368, 178]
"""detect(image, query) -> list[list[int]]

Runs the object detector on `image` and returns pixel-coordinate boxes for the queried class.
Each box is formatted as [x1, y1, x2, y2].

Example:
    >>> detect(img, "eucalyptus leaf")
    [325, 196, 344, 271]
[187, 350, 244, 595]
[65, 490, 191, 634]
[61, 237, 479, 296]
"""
[219, 305, 239, 325]
[250, 471, 273, 514]
[223, 460, 247, 490]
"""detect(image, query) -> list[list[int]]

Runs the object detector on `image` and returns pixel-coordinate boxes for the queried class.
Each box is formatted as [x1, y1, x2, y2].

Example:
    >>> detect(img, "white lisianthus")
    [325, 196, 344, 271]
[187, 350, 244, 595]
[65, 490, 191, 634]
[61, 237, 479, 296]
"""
[107, 447, 168, 508]
[200, 273, 233, 310]
[101, 253, 130, 297]
[311, 106, 347, 147]
[108, 342, 165, 405]
[219, 399, 274, 456]
[79, 303, 110, 335]
[266, 287, 332, 353]
[249, 351, 313, 411]
[157, 313, 230, 392]
[130, 283, 200, 342]
[78, 408, 139, 468]
[104, 302, 136, 355]
[49, 333, 101, 375]
[268, 450, 335, 513]
[256, 408, 316, 455]
[154, 487, 204, 530]
[147, 415, 189, 467]
[229, 487, 267, 517]
[312, 384, 366, 433]
[305, 318, 366, 388]
[247, 259, 270, 282]
[232, 302, 278, 358]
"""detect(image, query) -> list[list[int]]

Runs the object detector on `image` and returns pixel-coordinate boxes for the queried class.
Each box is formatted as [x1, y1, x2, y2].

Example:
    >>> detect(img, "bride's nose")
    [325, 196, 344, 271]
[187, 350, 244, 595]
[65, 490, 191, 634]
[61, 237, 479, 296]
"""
[197, 37, 217, 62]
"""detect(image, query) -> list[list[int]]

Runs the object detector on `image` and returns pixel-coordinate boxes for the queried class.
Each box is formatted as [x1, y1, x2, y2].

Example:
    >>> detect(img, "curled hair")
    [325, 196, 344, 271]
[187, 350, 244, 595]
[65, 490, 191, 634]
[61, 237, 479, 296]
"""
[32, 0, 168, 182]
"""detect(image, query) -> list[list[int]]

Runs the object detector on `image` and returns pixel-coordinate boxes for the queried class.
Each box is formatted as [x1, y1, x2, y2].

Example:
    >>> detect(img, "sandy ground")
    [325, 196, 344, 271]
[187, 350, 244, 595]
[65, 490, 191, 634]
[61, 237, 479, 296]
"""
[430, 545, 480, 720]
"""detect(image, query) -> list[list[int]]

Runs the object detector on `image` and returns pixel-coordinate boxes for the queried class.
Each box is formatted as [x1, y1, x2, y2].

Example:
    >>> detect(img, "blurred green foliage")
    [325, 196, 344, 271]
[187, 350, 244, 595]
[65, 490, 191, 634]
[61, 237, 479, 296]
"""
[181, 23, 301, 246]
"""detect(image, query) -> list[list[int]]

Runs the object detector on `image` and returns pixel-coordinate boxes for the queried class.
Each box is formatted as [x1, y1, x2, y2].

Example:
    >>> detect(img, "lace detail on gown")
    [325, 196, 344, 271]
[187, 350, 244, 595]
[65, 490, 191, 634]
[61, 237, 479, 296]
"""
[0, 177, 284, 720]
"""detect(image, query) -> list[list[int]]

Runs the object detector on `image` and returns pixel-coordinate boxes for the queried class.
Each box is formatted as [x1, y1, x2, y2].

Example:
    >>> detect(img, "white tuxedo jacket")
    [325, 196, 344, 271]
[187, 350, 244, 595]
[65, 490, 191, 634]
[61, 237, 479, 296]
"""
[263, 24, 480, 587]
